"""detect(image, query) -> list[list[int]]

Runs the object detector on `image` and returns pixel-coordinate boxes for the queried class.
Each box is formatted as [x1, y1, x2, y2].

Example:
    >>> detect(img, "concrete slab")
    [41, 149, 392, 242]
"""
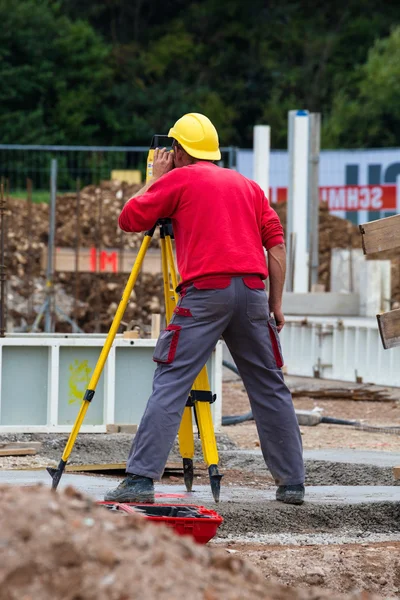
[221, 448, 400, 468]
[303, 449, 400, 467]
[0, 470, 398, 505]
[282, 292, 360, 316]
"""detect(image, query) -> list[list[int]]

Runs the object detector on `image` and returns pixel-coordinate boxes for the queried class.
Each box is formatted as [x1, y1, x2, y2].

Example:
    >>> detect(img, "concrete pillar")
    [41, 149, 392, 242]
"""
[330, 248, 364, 294]
[253, 125, 270, 195]
[359, 260, 391, 316]
[287, 110, 309, 293]
[397, 174, 400, 213]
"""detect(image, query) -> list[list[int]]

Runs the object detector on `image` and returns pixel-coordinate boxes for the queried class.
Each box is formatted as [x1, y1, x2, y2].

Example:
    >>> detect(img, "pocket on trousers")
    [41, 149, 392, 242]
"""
[188, 287, 228, 322]
[268, 320, 284, 368]
[247, 301, 269, 322]
[153, 325, 182, 364]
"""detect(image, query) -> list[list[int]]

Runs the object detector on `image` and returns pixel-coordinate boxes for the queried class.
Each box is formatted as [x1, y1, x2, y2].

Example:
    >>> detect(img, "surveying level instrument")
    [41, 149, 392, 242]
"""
[48, 135, 223, 502]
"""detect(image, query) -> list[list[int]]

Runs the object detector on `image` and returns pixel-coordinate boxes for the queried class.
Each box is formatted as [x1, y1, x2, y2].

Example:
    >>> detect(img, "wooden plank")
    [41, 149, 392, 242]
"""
[377, 309, 400, 349]
[66, 462, 126, 472]
[151, 314, 161, 338]
[359, 214, 400, 254]
[291, 388, 391, 402]
[0, 442, 42, 451]
[42, 247, 162, 274]
[393, 466, 400, 481]
[0, 448, 37, 456]
[65, 461, 208, 474]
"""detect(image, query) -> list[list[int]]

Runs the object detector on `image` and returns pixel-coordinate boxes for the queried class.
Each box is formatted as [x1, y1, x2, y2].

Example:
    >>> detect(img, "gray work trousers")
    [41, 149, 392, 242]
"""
[126, 276, 304, 486]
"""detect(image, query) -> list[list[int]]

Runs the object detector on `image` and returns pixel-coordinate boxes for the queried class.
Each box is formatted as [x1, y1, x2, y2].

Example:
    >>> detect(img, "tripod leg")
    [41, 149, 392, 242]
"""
[178, 406, 195, 491]
[192, 364, 223, 502]
[48, 232, 154, 490]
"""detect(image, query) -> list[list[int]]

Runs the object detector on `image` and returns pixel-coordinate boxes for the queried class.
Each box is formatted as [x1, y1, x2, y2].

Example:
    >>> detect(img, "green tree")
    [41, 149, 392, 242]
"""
[0, 0, 112, 144]
[324, 26, 400, 148]
[2, 0, 400, 148]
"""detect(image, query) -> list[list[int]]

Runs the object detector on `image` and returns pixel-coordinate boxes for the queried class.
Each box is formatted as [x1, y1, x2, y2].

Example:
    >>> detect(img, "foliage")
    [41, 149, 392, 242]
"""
[1, 0, 400, 148]
[323, 26, 400, 148]
[0, 0, 112, 144]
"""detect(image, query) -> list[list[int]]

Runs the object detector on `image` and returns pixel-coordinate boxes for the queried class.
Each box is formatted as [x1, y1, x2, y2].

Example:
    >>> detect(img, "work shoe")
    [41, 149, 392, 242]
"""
[276, 484, 305, 505]
[104, 475, 155, 503]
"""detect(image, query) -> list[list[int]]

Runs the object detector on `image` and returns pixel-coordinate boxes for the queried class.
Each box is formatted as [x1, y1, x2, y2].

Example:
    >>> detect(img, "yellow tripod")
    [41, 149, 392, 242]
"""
[48, 135, 222, 502]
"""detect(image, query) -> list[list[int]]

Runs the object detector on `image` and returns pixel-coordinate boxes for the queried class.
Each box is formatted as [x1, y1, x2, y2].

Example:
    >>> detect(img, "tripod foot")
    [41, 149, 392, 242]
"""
[208, 464, 223, 503]
[47, 459, 67, 490]
[183, 458, 194, 492]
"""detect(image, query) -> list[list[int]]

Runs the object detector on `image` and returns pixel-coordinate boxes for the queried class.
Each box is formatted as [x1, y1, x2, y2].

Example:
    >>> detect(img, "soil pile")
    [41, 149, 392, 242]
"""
[274, 202, 399, 302]
[0, 485, 378, 600]
[6, 185, 399, 332]
[274, 202, 361, 291]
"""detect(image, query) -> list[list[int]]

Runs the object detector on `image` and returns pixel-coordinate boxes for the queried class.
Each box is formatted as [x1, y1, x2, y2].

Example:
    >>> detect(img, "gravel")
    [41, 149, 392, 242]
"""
[214, 531, 400, 546]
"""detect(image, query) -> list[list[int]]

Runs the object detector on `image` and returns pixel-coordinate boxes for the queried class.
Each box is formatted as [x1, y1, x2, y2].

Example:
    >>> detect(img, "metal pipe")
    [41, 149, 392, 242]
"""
[45, 159, 57, 333]
[0, 180, 6, 337]
[94, 188, 103, 333]
[286, 111, 296, 292]
[119, 195, 125, 274]
[0, 144, 236, 152]
[74, 179, 81, 324]
[308, 113, 321, 290]
[26, 178, 33, 319]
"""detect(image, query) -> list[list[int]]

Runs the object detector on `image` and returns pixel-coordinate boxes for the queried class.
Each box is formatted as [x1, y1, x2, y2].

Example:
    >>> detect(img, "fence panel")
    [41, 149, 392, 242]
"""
[0, 144, 238, 200]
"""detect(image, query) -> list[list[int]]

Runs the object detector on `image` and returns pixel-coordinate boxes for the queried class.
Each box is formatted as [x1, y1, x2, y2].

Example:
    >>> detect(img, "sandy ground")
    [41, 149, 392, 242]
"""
[217, 373, 400, 599]
[222, 375, 400, 452]
[212, 540, 400, 598]
[1, 373, 400, 597]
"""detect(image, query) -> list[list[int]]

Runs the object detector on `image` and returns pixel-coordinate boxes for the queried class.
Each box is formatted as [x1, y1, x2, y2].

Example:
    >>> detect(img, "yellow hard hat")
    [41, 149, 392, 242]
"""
[168, 113, 221, 161]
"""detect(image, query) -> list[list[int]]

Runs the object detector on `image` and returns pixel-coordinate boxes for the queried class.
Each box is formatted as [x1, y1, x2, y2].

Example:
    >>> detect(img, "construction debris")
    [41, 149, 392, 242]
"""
[291, 387, 393, 402]
[0, 448, 37, 457]
[0, 442, 41, 456]
[7, 180, 165, 333]
[7, 188, 400, 333]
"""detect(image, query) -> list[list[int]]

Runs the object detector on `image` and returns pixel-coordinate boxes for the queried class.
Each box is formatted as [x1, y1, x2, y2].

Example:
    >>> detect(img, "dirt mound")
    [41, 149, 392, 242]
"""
[274, 202, 361, 291]
[0, 485, 377, 600]
[274, 202, 399, 302]
[7, 180, 164, 333]
[6, 185, 399, 332]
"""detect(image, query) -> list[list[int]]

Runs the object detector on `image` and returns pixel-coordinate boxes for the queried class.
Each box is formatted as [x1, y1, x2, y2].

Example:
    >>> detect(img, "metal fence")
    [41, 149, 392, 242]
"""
[0, 144, 238, 198]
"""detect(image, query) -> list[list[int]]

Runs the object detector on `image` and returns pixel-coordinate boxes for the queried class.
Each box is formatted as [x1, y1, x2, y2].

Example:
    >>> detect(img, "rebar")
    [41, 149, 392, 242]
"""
[0, 180, 7, 337]
[74, 179, 81, 324]
[26, 179, 33, 319]
[94, 188, 103, 333]
[45, 159, 57, 333]
[119, 195, 125, 273]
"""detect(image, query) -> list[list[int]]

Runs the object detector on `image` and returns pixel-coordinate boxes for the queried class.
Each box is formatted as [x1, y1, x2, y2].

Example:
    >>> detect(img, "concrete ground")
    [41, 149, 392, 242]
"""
[0, 468, 399, 505]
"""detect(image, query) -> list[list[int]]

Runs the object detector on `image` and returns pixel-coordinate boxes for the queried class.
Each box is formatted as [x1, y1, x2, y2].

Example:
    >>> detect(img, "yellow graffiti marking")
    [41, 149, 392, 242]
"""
[68, 359, 92, 404]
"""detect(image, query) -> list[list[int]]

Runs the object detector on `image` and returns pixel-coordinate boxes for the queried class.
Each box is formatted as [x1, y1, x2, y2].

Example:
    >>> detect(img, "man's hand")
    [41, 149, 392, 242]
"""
[130, 147, 174, 200]
[153, 148, 174, 179]
[270, 306, 285, 332]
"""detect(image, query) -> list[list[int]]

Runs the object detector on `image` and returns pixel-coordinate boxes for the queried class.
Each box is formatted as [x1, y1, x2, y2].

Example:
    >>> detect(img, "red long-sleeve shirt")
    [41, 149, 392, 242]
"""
[119, 162, 284, 286]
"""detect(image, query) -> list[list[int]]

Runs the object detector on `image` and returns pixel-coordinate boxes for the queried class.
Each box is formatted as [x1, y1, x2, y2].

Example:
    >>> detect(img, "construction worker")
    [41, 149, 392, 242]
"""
[105, 113, 305, 505]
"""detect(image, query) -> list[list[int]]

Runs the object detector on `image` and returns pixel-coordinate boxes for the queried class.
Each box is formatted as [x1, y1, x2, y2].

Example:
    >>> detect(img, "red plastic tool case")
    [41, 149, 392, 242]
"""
[98, 502, 223, 544]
